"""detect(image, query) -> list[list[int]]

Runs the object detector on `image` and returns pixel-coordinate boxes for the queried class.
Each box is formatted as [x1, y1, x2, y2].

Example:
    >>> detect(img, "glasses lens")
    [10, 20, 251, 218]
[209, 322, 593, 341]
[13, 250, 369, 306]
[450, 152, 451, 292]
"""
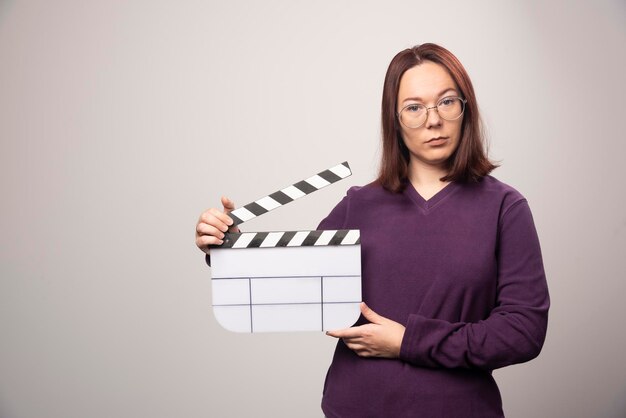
[400, 104, 427, 128]
[438, 97, 465, 120]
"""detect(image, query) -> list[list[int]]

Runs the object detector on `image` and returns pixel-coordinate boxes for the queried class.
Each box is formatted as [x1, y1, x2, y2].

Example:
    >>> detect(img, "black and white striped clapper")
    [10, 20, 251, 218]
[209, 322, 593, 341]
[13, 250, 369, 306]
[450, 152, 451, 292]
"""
[220, 229, 360, 249]
[227, 161, 352, 227]
[210, 161, 362, 333]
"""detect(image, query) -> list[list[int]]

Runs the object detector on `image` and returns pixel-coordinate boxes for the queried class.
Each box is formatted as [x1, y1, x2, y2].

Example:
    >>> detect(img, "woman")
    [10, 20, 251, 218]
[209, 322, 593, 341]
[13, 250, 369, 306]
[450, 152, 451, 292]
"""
[196, 43, 550, 418]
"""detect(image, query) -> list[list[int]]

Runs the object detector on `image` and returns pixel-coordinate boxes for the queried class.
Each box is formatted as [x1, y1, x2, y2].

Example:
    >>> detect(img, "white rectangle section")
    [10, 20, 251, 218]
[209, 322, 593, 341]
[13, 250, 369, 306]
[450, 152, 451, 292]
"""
[281, 185, 306, 200]
[304, 174, 330, 189]
[231, 233, 256, 249]
[259, 232, 284, 248]
[212, 278, 250, 305]
[211, 245, 361, 278]
[231, 207, 256, 222]
[213, 306, 251, 333]
[286, 231, 309, 247]
[314, 230, 336, 246]
[252, 304, 321, 332]
[323, 276, 362, 302]
[255, 195, 281, 211]
[341, 230, 360, 245]
[323, 303, 360, 331]
[329, 163, 351, 178]
[251, 277, 321, 304]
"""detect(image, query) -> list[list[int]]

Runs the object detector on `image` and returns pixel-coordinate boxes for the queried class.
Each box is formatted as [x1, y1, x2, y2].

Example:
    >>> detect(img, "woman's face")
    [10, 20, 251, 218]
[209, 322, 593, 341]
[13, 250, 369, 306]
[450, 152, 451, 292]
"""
[396, 61, 464, 170]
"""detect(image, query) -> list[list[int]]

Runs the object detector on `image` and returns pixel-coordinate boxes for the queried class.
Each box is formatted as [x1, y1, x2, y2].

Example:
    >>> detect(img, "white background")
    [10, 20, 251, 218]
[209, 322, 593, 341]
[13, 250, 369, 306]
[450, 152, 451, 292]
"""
[1, 1, 625, 417]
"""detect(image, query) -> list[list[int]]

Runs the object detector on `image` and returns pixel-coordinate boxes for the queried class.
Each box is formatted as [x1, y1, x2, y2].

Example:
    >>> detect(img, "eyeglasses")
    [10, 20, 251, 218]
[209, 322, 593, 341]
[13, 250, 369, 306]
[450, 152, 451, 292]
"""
[397, 96, 467, 129]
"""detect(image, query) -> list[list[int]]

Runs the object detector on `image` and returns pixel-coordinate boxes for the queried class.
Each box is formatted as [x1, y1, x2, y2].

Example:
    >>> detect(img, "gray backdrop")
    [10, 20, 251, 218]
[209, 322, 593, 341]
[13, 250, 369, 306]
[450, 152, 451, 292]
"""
[1, 0, 625, 417]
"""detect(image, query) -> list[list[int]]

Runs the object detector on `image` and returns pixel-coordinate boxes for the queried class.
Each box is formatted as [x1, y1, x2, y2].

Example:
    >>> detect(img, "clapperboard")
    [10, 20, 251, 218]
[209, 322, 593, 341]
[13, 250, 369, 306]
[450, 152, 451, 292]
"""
[210, 162, 362, 333]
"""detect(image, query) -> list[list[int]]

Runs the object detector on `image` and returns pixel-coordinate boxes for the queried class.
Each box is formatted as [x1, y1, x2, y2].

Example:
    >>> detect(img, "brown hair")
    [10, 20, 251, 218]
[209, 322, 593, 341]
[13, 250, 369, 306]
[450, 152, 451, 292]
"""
[376, 43, 497, 192]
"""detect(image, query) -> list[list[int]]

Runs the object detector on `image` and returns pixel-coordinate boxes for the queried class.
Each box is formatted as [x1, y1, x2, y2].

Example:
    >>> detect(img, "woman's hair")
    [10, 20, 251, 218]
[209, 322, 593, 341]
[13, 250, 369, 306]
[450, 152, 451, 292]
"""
[376, 43, 497, 192]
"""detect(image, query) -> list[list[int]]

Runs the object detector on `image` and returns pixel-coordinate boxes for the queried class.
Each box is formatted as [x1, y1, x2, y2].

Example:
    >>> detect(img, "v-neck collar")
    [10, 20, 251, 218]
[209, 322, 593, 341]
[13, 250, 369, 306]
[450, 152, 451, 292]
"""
[404, 179, 460, 213]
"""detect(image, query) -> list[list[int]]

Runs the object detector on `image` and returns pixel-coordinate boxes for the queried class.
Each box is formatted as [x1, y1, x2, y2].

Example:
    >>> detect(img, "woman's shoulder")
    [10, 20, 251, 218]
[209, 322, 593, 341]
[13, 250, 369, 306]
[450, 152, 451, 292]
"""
[467, 175, 529, 214]
[477, 175, 521, 196]
[344, 180, 399, 201]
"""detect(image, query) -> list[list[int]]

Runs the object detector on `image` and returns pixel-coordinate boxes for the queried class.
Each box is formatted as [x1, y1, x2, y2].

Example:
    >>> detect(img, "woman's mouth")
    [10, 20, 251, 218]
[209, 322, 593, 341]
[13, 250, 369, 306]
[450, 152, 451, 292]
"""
[426, 136, 448, 145]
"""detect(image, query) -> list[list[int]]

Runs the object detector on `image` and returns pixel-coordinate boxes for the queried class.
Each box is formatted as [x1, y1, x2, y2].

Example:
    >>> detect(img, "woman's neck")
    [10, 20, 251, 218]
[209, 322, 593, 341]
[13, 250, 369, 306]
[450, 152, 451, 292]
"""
[407, 159, 450, 200]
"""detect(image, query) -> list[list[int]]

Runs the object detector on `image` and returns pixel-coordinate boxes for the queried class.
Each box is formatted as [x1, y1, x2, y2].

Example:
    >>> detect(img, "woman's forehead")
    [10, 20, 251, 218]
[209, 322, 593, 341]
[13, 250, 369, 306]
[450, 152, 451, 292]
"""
[398, 62, 458, 102]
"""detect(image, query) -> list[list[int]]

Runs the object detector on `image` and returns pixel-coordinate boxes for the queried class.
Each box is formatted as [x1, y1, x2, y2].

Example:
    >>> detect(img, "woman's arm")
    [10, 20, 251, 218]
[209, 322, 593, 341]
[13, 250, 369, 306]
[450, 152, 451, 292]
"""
[328, 200, 550, 370]
[399, 200, 550, 370]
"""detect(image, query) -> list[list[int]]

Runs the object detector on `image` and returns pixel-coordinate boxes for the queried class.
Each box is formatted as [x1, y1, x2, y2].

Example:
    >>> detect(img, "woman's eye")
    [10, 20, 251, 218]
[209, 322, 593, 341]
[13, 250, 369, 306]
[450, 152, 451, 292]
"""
[406, 104, 424, 112]
[440, 97, 456, 107]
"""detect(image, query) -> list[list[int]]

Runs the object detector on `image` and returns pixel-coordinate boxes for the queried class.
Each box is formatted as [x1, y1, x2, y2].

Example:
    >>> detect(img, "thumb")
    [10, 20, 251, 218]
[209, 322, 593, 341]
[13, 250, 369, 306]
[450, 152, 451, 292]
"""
[221, 196, 240, 233]
[360, 302, 384, 325]
[221, 196, 236, 214]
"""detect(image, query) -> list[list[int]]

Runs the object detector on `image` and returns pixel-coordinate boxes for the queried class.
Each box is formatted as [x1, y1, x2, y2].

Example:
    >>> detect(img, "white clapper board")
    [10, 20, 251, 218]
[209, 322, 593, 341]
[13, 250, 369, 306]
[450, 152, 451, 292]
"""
[210, 162, 362, 333]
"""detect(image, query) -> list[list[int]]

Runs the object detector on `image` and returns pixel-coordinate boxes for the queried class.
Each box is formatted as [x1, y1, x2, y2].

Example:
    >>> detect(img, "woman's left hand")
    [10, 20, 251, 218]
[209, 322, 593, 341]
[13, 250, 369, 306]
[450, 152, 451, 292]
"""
[326, 302, 406, 358]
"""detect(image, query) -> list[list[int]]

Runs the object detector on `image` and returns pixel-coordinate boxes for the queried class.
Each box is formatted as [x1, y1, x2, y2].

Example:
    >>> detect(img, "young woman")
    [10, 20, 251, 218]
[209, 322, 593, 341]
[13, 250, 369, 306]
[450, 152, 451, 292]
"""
[195, 43, 550, 418]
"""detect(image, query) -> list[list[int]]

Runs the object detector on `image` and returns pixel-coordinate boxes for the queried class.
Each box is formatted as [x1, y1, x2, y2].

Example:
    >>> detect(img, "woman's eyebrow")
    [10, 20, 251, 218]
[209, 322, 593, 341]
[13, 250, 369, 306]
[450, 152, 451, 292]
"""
[401, 87, 458, 104]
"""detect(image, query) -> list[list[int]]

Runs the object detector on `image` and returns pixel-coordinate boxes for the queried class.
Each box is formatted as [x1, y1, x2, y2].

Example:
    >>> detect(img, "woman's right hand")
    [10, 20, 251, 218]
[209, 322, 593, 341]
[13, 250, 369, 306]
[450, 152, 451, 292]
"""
[195, 196, 240, 255]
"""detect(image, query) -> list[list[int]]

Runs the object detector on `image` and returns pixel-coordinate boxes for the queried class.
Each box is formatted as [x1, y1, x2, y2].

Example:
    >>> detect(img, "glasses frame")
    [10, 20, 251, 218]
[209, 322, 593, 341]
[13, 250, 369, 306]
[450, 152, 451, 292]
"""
[397, 96, 468, 129]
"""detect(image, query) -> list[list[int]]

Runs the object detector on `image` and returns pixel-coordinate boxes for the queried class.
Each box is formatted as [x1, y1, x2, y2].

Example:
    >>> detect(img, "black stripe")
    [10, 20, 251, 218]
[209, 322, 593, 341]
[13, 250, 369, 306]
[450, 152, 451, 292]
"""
[221, 232, 242, 248]
[248, 232, 269, 248]
[341, 161, 350, 170]
[317, 169, 342, 184]
[293, 180, 318, 195]
[276, 231, 297, 247]
[229, 213, 244, 225]
[354, 237, 360, 244]
[301, 230, 322, 246]
[244, 202, 268, 216]
[328, 230, 349, 246]
[269, 190, 293, 205]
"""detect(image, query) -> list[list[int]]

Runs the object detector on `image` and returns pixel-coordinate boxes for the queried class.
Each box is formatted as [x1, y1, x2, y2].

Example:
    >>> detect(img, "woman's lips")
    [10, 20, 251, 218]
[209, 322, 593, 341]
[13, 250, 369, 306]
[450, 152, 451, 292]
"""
[426, 136, 448, 145]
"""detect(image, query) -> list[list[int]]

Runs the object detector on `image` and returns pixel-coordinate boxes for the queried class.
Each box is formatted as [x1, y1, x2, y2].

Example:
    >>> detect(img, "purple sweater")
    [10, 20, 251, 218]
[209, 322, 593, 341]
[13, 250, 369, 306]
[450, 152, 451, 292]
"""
[317, 177, 549, 418]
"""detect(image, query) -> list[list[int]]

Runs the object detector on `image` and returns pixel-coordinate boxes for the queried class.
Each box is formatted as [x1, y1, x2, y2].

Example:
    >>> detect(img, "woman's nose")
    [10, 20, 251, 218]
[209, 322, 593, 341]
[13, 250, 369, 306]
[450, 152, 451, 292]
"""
[424, 106, 442, 128]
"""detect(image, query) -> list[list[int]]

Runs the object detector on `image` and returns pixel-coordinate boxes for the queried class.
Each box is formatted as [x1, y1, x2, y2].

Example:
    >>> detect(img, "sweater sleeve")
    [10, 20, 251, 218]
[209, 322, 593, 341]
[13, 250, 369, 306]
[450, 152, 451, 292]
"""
[399, 199, 550, 370]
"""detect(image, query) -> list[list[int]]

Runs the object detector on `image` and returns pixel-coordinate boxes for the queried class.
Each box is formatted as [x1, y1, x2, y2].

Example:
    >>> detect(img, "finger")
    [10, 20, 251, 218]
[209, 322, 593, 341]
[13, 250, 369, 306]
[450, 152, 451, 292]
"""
[325, 329, 342, 338]
[221, 196, 236, 213]
[355, 349, 374, 358]
[196, 222, 225, 240]
[344, 340, 365, 351]
[209, 207, 235, 227]
[326, 329, 348, 338]
[219, 198, 241, 232]
[326, 327, 363, 339]
[345, 343, 374, 357]
[200, 209, 232, 232]
[360, 302, 384, 325]
[196, 234, 224, 249]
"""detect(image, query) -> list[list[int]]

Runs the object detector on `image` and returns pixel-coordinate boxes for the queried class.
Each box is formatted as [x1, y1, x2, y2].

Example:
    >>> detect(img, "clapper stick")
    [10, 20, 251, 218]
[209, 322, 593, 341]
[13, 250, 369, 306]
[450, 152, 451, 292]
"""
[214, 161, 354, 248]
[227, 161, 352, 227]
[219, 229, 360, 249]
